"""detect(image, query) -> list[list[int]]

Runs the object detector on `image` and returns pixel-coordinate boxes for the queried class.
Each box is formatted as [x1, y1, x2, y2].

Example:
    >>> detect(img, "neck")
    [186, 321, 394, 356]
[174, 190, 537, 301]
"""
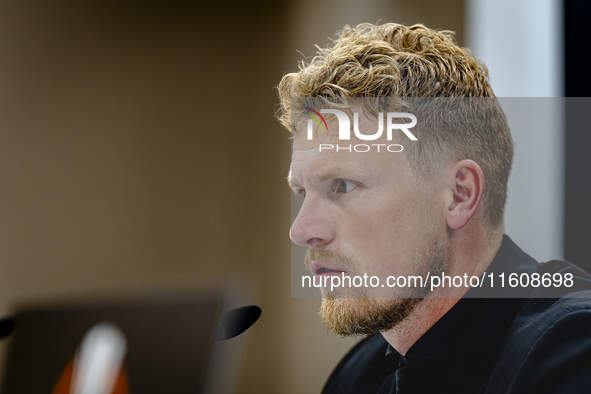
[381, 227, 503, 355]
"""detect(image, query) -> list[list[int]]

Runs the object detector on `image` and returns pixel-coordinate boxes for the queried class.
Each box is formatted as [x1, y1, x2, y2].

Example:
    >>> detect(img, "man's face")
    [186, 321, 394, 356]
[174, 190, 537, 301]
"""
[289, 111, 449, 336]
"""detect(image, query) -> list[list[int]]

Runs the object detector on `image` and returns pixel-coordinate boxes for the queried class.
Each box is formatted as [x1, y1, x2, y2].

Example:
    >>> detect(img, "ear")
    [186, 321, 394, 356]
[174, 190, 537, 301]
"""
[445, 160, 485, 230]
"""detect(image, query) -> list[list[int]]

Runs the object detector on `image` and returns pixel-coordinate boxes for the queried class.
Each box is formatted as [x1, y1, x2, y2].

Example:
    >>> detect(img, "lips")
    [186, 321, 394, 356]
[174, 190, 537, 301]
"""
[316, 267, 345, 274]
[309, 261, 347, 276]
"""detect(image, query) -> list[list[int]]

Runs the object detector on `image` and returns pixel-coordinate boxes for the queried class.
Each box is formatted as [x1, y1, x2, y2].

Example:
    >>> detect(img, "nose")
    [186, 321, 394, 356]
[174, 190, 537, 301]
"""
[290, 197, 334, 248]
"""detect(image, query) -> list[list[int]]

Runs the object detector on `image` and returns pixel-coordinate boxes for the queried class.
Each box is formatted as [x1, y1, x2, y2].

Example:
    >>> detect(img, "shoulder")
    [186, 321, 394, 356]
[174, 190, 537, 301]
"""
[321, 334, 391, 394]
[513, 299, 591, 393]
[488, 265, 591, 393]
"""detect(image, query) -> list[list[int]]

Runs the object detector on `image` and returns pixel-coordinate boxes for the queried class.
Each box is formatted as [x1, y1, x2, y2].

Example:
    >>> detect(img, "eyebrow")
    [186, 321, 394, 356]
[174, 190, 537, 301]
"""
[288, 166, 358, 190]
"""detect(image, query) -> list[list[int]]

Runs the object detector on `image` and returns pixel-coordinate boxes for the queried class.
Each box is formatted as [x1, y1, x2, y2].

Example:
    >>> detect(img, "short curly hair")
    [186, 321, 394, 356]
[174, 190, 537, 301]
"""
[277, 23, 513, 230]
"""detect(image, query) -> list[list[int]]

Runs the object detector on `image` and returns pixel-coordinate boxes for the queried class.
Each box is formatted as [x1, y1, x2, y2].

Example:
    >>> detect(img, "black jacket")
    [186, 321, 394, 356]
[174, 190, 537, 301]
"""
[321, 236, 591, 394]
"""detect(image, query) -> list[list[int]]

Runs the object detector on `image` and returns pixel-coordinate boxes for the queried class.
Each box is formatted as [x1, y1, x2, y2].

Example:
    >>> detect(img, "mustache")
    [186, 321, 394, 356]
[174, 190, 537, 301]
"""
[304, 247, 356, 273]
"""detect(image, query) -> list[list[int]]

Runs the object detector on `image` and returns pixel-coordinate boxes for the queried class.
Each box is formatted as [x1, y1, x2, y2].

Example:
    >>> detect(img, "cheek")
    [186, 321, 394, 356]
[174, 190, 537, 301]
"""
[342, 193, 430, 274]
[341, 196, 409, 256]
[341, 200, 395, 240]
[350, 194, 414, 240]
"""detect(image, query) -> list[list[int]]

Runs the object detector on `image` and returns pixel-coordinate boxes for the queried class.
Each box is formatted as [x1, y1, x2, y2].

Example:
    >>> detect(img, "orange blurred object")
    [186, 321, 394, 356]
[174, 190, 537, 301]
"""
[52, 359, 130, 394]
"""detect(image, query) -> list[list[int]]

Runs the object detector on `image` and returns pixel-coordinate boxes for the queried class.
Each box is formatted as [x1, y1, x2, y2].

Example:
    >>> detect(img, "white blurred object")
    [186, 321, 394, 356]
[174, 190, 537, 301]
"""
[466, 0, 562, 98]
[71, 322, 127, 394]
[466, 0, 564, 262]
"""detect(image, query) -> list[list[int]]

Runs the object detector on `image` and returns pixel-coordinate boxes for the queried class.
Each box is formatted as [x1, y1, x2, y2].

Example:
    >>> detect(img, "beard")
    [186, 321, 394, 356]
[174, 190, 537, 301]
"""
[319, 296, 423, 337]
[305, 218, 449, 337]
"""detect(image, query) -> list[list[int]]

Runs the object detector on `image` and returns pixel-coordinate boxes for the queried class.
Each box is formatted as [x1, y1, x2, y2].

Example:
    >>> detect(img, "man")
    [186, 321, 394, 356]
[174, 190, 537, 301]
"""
[277, 23, 591, 393]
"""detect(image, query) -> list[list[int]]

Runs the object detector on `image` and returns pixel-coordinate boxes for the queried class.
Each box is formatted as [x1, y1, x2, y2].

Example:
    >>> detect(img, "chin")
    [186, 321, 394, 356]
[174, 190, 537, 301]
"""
[319, 295, 422, 337]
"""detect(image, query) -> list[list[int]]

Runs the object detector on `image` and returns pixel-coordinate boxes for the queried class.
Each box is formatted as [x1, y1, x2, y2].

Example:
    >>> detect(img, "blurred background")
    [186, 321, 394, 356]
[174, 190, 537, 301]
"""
[0, 0, 588, 393]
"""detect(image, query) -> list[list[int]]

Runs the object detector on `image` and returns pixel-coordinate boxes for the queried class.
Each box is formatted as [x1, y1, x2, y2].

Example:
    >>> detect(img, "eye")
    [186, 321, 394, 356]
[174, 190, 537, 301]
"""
[333, 179, 357, 193]
[296, 187, 306, 197]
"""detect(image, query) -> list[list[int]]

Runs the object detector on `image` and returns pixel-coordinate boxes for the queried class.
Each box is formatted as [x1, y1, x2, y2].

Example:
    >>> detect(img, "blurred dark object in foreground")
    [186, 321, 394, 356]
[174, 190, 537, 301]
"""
[0, 317, 15, 339]
[565, 1, 591, 271]
[0, 290, 259, 393]
[218, 305, 261, 340]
